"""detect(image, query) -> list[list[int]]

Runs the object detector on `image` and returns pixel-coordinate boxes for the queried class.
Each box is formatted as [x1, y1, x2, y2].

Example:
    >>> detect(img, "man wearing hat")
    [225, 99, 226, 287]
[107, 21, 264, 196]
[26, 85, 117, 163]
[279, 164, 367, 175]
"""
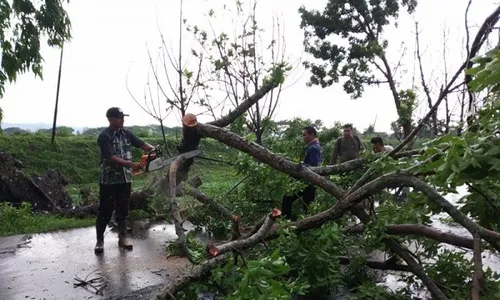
[94, 107, 154, 254]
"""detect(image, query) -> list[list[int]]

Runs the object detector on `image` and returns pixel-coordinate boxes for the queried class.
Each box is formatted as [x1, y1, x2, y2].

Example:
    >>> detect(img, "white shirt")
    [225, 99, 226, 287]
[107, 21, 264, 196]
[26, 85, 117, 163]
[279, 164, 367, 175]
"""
[383, 145, 394, 152]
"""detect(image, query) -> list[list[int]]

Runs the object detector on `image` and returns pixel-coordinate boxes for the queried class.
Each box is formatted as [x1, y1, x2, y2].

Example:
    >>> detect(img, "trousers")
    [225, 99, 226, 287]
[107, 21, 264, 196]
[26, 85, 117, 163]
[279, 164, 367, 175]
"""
[95, 183, 132, 241]
[281, 184, 316, 220]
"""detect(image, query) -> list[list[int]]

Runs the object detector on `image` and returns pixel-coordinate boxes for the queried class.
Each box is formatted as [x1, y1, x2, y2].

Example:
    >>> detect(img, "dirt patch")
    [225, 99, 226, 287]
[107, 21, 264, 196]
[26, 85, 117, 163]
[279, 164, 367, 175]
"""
[0, 151, 71, 211]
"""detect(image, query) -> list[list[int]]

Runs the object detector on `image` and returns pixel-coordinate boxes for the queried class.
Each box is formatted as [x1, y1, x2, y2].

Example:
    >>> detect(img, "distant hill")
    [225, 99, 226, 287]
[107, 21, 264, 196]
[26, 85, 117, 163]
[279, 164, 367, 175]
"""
[0, 122, 183, 138]
[2, 122, 86, 133]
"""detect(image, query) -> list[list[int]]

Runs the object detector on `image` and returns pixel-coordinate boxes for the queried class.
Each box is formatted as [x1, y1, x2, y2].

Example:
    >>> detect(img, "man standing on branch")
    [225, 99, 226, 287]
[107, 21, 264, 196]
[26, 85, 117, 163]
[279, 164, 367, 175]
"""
[330, 124, 363, 164]
[282, 126, 322, 220]
[94, 107, 154, 254]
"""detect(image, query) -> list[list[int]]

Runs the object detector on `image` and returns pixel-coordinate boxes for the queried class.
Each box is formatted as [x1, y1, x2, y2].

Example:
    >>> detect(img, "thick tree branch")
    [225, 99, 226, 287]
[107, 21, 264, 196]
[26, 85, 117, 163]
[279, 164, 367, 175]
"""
[346, 224, 474, 250]
[207, 209, 281, 257]
[357, 173, 500, 251]
[167, 156, 195, 264]
[150, 253, 231, 300]
[197, 124, 346, 198]
[208, 84, 274, 128]
[310, 149, 423, 176]
[338, 256, 412, 272]
[183, 184, 236, 221]
[471, 234, 483, 300]
[402, 175, 500, 247]
[385, 239, 448, 299]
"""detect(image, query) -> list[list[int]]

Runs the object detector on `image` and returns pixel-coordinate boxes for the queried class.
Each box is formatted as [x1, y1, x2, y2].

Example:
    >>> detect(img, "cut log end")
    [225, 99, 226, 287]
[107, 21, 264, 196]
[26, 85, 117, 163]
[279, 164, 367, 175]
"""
[182, 113, 198, 127]
[207, 244, 219, 257]
[271, 208, 282, 218]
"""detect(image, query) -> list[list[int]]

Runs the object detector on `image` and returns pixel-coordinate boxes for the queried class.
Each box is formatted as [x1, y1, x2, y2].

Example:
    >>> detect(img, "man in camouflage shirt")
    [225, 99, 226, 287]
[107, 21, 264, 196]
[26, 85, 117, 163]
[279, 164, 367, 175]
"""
[94, 107, 154, 254]
[330, 123, 363, 164]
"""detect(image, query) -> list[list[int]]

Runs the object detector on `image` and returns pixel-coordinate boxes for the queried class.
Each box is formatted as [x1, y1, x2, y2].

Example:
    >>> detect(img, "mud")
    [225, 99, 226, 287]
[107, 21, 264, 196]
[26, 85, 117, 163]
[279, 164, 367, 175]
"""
[0, 221, 207, 300]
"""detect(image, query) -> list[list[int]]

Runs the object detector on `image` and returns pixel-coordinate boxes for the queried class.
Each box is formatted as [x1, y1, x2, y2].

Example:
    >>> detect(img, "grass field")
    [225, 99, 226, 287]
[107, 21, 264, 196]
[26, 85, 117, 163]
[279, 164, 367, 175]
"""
[0, 134, 241, 236]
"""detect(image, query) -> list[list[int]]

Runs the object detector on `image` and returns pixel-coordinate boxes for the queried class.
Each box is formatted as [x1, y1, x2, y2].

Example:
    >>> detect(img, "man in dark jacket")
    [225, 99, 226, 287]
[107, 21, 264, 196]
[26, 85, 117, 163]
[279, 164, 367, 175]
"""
[281, 126, 322, 219]
[94, 107, 154, 254]
[330, 123, 362, 164]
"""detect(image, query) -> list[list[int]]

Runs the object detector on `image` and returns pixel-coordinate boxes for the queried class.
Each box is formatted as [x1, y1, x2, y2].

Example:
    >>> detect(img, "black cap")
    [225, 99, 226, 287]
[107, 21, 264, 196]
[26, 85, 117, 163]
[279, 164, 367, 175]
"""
[106, 107, 129, 118]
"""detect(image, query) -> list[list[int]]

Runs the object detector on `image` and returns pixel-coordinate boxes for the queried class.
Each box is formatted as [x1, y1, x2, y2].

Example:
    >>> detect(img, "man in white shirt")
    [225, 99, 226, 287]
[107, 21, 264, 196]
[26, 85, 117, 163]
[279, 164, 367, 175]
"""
[370, 136, 394, 153]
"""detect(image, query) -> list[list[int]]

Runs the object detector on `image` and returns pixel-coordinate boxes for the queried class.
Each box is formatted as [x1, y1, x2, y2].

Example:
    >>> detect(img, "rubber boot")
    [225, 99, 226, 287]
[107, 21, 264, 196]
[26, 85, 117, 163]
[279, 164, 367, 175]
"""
[110, 211, 132, 233]
[95, 219, 106, 254]
[94, 240, 104, 254]
[117, 219, 133, 250]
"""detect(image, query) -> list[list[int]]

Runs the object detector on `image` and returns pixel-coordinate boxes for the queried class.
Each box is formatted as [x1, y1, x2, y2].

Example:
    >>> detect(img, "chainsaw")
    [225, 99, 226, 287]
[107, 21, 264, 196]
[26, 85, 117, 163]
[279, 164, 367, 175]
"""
[132, 145, 202, 176]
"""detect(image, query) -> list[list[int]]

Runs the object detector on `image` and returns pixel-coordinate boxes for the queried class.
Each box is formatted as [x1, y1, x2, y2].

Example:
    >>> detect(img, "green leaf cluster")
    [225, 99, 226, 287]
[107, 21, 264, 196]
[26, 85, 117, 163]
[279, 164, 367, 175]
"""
[0, 0, 71, 96]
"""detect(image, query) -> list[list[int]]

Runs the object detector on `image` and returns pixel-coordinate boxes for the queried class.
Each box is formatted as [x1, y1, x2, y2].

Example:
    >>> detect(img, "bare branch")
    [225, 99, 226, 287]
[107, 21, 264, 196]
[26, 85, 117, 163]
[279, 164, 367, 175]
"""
[414, 21, 438, 136]
[391, 6, 500, 154]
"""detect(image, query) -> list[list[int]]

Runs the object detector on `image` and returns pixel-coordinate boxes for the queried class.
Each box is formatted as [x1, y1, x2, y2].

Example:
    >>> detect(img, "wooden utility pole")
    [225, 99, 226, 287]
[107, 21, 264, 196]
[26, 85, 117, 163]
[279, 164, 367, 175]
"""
[51, 45, 64, 144]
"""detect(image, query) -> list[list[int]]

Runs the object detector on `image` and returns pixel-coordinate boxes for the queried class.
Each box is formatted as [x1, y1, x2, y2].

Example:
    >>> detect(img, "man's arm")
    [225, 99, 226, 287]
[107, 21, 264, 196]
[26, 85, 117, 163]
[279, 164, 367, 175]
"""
[127, 131, 154, 152]
[141, 143, 155, 152]
[98, 134, 135, 168]
[330, 139, 340, 165]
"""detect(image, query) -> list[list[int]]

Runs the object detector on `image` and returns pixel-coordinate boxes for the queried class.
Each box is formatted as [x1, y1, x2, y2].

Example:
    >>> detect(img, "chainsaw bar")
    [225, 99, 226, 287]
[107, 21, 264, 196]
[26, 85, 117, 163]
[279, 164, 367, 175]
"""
[147, 149, 202, 172]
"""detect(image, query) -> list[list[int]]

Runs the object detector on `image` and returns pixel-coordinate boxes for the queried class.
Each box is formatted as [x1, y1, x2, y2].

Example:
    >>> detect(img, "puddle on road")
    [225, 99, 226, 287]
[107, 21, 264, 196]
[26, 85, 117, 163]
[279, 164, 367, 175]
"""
[0, 221, 207, 300]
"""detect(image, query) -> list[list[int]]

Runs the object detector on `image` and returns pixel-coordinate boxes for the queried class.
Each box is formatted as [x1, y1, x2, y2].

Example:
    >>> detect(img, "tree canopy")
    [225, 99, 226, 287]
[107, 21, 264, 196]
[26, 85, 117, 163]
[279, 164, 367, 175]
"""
[0, 0, 71, 96]
[299, 0, 417, 97]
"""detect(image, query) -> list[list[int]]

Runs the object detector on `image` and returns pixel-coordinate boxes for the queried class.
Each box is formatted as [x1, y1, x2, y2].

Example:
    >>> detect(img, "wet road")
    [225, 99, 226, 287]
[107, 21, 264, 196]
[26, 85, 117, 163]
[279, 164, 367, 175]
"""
[0, 221, 204, 300]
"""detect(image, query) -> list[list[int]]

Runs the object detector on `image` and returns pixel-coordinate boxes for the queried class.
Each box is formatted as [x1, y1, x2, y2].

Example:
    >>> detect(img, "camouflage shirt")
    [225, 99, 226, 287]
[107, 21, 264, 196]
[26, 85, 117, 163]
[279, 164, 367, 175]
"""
[97, 127, 145, 185]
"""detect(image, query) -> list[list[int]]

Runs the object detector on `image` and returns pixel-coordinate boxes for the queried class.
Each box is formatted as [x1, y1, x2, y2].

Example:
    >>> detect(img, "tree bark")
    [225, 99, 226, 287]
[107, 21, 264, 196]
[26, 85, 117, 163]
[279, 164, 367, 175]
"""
[346, 224, 475, 250]
[471, 234, 483, 300]
[166, 156, 194, 263]
[310, 149, 423, 176]
[207, 209, 281, 257]
[150, 253, 231, 300]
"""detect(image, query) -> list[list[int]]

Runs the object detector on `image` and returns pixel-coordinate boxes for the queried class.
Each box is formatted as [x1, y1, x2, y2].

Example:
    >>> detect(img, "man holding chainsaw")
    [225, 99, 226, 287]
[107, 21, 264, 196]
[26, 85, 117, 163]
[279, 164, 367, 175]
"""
[94, 107, 154, 254]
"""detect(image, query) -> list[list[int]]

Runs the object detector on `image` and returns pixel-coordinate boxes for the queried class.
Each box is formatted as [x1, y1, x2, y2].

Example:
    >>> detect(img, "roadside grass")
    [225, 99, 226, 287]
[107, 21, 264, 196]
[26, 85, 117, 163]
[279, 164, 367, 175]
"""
[0, 161, 240, 237]
[0, 202, 95, 237]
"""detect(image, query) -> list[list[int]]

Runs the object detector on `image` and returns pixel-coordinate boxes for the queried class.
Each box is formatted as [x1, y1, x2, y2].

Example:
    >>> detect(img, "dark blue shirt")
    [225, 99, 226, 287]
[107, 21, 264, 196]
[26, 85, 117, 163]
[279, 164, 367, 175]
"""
[97, 127, 145, 184]
[304, 140, 322, 167]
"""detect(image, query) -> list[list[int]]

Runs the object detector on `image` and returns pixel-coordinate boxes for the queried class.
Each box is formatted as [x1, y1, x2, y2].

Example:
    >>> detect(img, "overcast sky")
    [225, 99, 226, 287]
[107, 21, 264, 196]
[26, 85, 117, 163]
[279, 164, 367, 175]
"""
[1, 0, 497, 132]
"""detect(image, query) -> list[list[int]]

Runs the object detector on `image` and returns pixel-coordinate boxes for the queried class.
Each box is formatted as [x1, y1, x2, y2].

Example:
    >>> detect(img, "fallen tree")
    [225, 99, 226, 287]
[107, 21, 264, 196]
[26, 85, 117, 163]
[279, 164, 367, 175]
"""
[137, 3, 500, 299]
